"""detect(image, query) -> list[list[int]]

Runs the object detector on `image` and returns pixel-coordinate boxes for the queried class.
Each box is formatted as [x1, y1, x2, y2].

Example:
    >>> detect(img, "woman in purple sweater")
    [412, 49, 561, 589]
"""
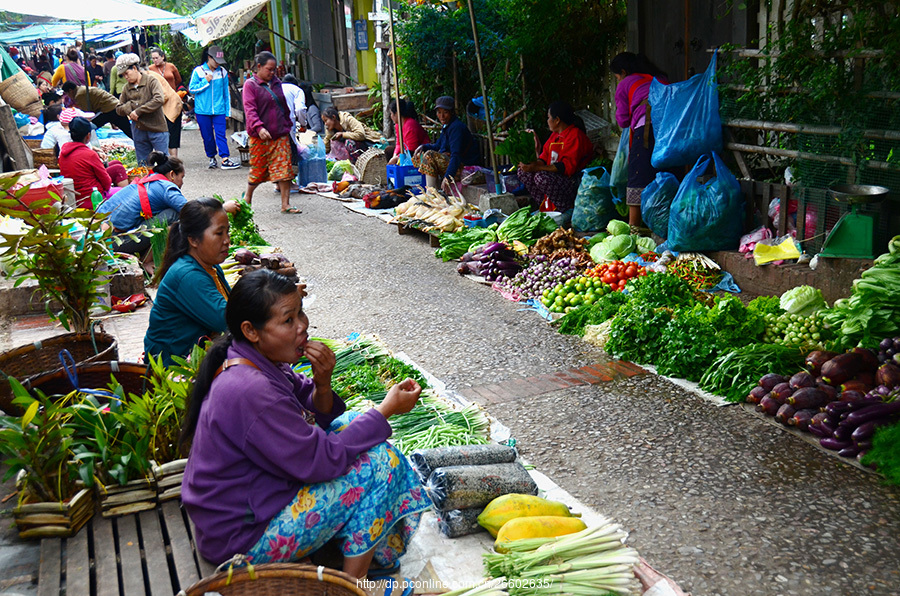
[180, 269, 430, 578]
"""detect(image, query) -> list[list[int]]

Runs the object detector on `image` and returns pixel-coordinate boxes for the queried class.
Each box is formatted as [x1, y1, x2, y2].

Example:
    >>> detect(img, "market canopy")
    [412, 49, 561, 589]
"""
[184, 0, 269, 45]
[0, 22, 131, 45]
[0, 0, 189, 26]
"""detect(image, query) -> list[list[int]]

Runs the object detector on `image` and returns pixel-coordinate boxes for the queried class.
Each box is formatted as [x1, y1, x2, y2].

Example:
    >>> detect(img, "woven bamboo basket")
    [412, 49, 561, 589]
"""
[31, 147, 58, 169]
[0, 332, 118, 414]
[25, 361, 150, 401]
[0, 71, 43, 116]
[23, 138, 42, 149]
[179, 562, 366, 596]
[353, 148, 387, 185]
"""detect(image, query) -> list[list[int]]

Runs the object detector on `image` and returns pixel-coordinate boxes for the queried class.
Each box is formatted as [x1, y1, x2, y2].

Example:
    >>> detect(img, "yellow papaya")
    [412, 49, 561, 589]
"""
[494, 515, 587, 552]
[477, 494, 577, 537]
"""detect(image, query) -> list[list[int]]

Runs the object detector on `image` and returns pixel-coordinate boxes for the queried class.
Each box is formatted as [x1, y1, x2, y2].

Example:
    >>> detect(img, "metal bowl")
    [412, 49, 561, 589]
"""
[828, 184, 890, 204]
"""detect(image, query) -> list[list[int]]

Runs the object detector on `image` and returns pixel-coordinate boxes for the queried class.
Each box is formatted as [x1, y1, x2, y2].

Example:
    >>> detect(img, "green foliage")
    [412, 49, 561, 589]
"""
[655, 305, 722, 382]
[332, 364, 387, 399]
[625, 272, 695, 309]
[861, 420, 900, 486]
[555, 291, 631, 336]
[706, 294, 766, 348]
[747, 295, 784, 318]
[220, 197, 269, 251]
[219, 12, 270, 69]
[0, 175, 114, 333]
[0, 382, 80, 503]
[700, 343, 807, 403]
[495, 130, 536, 165]
[375, 356, 428, 390]
[395, 0, 625, 131]
[606, 302, 672, 364]
[719, 1, 900, 188]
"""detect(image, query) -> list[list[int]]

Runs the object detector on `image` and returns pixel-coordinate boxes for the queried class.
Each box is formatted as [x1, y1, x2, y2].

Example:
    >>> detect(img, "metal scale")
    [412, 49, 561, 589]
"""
[819, 184, 891, 259]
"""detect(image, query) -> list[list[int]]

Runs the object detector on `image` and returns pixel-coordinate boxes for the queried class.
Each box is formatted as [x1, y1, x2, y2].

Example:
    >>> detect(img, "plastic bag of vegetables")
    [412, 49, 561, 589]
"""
[571, 167, 617, 233]
[641, 172, 679, 239]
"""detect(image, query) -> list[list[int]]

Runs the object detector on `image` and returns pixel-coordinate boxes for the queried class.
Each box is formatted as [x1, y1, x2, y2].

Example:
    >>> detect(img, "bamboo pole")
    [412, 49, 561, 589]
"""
[465, 0, 501, 193]
[387, 0, 403, 154]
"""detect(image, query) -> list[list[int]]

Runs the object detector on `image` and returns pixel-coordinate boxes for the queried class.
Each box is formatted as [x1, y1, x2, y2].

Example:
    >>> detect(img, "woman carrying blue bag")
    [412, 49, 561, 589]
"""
[610, 53, 668, 227]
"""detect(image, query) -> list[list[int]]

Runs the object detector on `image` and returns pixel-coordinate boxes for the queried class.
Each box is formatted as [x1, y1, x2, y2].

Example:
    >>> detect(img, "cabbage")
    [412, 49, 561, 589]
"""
[607, 219, 630, 236]
[635, 236, 657, 254]
[609, 234, 636, 257]
[780, 285, 827, 316]
[587, 232, 609, 249]
[590, 243, 617, 263]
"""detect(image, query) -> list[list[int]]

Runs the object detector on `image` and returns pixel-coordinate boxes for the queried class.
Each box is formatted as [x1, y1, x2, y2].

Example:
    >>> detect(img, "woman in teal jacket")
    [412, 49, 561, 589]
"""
[189, 45, 240, 170]
[144, 198, 232, 365]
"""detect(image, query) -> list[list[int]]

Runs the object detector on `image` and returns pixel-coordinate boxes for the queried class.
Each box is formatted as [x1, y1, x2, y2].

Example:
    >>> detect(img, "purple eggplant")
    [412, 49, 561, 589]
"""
[850, 420, 887, 443]
[825, 401, 854, 417]
[854, 440, 873, 451]
[775, 403, 797, 425]
[838, 445, 861, 458]
[843, 401, 900, 427]
[808, 423, 831, 438]
[820, 437, 853, 451]
[880, 337, 894, 351]
[839, 390, 866, 403]
[480, 242, 505, 256]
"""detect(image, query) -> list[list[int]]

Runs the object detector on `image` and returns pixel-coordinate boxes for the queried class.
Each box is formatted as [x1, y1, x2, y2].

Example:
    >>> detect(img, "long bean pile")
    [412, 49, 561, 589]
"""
[484, 522, 640, 596]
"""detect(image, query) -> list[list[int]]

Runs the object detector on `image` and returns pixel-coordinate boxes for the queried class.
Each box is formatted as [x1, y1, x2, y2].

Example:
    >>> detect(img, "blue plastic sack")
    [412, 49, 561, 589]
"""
[398, 151, 413, 167]
[610, 129, 629, 200]
[640, 172, 679, 239]
[667, 152, 745, 252]
[702, 271, 741, 293]
[649, 51, 723, 169]
[572, 167, 617, 232]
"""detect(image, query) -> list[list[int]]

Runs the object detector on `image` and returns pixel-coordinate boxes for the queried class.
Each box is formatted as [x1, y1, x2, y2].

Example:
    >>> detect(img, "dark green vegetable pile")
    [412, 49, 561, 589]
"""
[223, 197, 269, 251]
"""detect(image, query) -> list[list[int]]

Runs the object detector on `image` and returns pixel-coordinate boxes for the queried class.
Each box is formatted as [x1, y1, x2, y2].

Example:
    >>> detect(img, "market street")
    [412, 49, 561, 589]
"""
[174, 130, 900, 596]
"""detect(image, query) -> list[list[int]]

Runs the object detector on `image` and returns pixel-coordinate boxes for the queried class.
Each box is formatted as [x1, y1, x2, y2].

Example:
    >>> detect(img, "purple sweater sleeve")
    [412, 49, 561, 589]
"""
[240, 381, 391, 485]
[614, 79, 632, 129]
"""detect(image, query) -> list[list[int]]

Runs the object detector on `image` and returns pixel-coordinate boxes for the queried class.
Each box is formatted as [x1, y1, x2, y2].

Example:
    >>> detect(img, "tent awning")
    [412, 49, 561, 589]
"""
[0, 0, 190, 25]
[191, 0, 269, 45]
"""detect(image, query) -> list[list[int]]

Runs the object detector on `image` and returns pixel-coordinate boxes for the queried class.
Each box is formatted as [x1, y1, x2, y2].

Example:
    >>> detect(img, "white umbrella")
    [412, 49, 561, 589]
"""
[192, 0, 269, 46]
[0, 0, 189, 25]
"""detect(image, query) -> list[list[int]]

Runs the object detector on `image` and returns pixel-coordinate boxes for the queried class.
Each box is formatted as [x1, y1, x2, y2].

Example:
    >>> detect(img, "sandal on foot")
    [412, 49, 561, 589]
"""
[367, 561, 400, 579]
[281, 207, 302, 214]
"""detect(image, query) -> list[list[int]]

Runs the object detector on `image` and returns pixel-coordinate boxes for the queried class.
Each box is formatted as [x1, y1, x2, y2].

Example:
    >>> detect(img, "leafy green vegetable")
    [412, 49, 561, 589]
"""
[376, 356, 428, 389]
[555, 292, 632, 336]
[606, 303, 672, 364]
[655, 305, 722, 381]
[495, 130, 537, 165]
[779, 285, 827, 317]
[607, 219, 630, 236]
[332, 364, 386, 398]
[626, 272, 695, 309]
[707, 294, 766, 349]
[635, 236, 657, 254]
[435, 226, 497, 261]
[747, 295, 784, 318]
[861, 420, 900, 487]
[699, 343, 806, 403]
[496, 207, 557, 246]
[586, 232, 609, 249]
[222, 197, 269, 252]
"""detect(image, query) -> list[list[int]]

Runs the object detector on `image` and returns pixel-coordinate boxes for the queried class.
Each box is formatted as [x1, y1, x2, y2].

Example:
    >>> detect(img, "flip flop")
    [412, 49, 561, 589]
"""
[366, 561, 400, 579]
[281, 207, 302, 214]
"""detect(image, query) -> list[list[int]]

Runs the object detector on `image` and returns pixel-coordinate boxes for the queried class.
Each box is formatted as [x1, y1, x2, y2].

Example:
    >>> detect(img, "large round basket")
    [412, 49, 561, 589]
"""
[0, 332, 118, 414]
[25, 361, 150, 401]
[353, 148, 387, 185]
[180, 563, 366, 596]
[0, 71, 43, 116]
[30, 147, 58, 169]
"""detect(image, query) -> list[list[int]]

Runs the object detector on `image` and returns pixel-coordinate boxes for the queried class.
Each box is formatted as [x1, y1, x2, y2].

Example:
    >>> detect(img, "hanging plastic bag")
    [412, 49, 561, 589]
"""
[753, 235, 801, 265]
[640, 172, 679, 239]
[398, 151, 413, 167]
[572, 167, 617, 232]
[610, 129, 629, 200]
[298, 136, 328, 186]
[667, 152, 745, 251]
[649, 51, 723, 169]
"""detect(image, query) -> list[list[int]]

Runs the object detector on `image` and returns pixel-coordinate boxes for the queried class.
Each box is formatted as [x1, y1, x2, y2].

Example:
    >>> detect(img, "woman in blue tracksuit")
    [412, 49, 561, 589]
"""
[189, 45, 240, 170]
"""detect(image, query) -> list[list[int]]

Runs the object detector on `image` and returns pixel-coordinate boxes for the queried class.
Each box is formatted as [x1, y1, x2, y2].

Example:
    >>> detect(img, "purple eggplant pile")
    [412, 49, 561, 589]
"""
[457, 242, 522, 282]
[748, 339, 900, 462]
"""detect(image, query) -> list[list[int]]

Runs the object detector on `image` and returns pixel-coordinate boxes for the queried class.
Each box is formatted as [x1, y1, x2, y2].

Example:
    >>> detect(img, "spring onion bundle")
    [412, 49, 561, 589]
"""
[484, 522, 641, 596]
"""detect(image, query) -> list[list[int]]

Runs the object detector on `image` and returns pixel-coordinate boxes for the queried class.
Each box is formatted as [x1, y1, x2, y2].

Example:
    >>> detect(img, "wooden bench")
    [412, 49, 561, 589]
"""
[37, 500, 216, 596]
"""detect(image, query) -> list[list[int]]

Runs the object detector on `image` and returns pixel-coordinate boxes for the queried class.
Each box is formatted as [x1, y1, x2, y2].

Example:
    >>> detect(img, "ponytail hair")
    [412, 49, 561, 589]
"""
[179, 269, 298, 454]
[148, 150, 184, 176]
[152, 197, 225, 285]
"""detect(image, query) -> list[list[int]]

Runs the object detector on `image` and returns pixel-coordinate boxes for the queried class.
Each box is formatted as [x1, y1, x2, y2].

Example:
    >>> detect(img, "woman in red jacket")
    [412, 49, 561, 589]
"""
[58, 117, 128, 208]
[517, 101, 594, 213]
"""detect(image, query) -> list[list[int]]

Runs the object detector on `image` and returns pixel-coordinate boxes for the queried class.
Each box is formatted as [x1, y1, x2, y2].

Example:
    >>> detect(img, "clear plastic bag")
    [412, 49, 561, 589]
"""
[572, 167, 617, 232]
[649, 51, 723, 169]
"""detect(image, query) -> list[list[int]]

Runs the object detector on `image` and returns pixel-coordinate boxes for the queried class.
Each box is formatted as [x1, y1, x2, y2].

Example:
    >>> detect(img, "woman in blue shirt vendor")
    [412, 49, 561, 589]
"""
[97, 152, 238, 259]
[144, 197, 235, 366]
[412, 96, 480, 191]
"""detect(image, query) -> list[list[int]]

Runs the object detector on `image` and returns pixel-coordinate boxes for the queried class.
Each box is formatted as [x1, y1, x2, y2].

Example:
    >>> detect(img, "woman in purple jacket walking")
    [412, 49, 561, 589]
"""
[180, 269, 430, 579]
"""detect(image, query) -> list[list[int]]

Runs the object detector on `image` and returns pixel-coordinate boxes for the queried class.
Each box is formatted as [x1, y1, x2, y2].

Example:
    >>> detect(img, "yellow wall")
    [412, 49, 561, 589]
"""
[353, 0, 378, 87]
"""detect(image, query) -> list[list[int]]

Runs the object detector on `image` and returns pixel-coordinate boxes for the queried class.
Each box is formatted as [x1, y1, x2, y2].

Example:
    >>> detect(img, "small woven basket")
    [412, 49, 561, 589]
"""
[179, 561, 366, 596]
[0, 71, 42, 116]
[354, 148, 387, 185]
[31, 147, 58, 169]
[25, 361, 150, 401]
[23, 138, 42, 150]
[0, 332, 118, 414]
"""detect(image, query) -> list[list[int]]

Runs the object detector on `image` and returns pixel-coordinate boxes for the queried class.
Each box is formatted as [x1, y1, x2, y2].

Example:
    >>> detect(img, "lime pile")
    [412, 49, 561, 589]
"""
[541, 276, 613, 314]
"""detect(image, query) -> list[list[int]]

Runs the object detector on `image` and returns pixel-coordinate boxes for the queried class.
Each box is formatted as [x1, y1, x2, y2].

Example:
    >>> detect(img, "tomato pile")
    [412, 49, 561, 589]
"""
[586, 260, 647, 291]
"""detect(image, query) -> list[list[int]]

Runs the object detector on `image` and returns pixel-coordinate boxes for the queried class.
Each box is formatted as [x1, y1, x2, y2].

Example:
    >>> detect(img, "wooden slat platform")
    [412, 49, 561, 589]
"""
[394, 221, 443, 247]
[37, 501, 215, 596]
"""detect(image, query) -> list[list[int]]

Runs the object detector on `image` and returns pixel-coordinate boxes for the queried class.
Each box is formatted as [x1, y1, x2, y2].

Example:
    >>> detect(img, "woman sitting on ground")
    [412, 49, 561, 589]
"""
[517, 101, 594, 213]
[143, 197, 237, 365]
[322, 106, 380, 163]
[181, 269, 431, 577]
[97, 152, 239, 261]
[57, 117, 128, 209]
[387, 98, 429, 166]
[412, 96, 481, 190]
